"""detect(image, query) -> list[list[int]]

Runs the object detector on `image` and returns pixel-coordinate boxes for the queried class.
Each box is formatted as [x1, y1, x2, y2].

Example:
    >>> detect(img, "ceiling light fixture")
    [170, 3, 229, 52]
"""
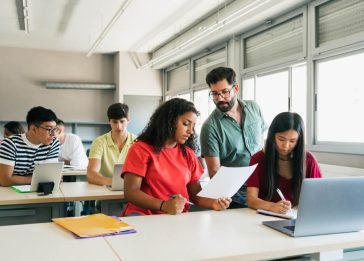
[86, 0, 133, 57]
[45, 82, 116, 90]
[138, 0, 270, 70]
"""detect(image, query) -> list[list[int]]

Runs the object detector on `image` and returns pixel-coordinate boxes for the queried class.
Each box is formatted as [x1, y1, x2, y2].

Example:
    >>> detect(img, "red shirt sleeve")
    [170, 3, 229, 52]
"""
[306, 151, 322, 178]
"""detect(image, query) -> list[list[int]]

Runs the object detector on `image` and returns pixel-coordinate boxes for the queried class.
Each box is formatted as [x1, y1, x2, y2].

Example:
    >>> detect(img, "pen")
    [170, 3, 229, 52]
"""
[169, 194, 194, 205]
[276, 188, 292, 215]
[276, 188, 286, 201]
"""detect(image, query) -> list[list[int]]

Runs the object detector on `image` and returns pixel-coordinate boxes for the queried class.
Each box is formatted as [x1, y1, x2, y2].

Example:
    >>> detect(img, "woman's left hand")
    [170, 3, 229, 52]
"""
[212, 197, 232, 211]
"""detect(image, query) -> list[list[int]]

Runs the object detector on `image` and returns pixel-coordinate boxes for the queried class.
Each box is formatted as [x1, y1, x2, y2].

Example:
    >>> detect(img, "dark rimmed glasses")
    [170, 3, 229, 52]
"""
[209, 84, 235, 100]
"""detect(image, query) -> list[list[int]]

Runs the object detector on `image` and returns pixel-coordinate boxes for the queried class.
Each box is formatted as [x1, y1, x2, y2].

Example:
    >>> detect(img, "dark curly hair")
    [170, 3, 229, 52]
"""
[138, 98, 200, 155]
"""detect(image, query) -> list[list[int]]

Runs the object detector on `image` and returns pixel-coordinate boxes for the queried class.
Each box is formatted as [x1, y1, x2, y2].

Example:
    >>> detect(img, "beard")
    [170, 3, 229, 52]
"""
[216, 95, 237, 112]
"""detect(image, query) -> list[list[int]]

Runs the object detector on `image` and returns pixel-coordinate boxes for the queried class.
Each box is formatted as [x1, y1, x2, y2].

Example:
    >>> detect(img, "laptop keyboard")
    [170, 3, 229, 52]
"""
[284, 225, 295, 232]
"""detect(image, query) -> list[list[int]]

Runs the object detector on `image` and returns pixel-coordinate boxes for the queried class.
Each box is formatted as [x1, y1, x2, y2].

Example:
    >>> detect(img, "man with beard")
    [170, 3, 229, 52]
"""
[200, 67, 267, 208]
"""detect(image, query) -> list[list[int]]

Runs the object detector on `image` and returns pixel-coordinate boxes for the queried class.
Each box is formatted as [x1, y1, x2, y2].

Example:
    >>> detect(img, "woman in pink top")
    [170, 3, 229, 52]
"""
[246, 112, 321, 215]
[122, 98, 231, 216]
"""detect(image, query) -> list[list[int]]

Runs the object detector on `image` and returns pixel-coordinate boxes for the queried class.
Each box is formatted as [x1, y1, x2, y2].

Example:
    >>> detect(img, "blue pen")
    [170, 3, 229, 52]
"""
[169, 194, 194, 205]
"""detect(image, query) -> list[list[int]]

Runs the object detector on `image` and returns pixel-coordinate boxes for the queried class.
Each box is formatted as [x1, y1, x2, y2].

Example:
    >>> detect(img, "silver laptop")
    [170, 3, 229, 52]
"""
[263, 177, 364, 237]
[12, 162, 64, 193]
[107, 164, 124, 191]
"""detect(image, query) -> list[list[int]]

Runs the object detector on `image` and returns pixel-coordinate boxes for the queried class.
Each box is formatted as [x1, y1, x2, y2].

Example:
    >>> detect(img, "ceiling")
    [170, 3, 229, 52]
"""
[0, 0, 224, 54]
[0, 0, 308, 57]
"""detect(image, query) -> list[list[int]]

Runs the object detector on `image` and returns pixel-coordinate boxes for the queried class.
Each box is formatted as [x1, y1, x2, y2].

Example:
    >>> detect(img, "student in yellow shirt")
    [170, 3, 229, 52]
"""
[87, 103, 136, 186]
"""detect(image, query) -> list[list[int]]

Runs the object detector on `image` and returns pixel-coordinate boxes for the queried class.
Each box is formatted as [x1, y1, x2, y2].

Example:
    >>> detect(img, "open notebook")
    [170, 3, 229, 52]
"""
[257, 208, 297, 220]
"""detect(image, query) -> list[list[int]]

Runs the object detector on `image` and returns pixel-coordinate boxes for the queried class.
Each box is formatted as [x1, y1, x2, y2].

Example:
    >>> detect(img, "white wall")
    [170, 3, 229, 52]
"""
[117, 52, 162, 97]
[0, 46, 115, 122]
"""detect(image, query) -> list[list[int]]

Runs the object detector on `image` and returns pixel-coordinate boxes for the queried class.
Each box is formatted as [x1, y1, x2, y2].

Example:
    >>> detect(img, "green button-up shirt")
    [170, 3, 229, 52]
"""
[200, 99, 267, 204]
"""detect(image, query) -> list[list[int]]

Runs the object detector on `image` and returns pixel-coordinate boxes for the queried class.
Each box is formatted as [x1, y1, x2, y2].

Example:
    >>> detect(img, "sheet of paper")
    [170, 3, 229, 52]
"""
[197, 164, 257, 199]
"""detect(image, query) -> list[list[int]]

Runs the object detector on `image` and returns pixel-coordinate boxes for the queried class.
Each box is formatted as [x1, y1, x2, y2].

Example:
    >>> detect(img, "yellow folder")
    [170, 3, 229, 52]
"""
[52, 213, 134, 238]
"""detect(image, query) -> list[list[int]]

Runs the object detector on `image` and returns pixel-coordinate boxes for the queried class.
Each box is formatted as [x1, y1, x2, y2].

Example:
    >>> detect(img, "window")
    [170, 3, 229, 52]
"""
[256, 70, 289, 126]
[242, 77, 255, 100]
[316, 0, 364, 47]
[316, 51, 364, 143]
[193, 89, 215, 134]
[166, 63, 189, 92]
[193, 48, 226, 86]
[242, 63, 307, 127]
[244, 15, 304, 70]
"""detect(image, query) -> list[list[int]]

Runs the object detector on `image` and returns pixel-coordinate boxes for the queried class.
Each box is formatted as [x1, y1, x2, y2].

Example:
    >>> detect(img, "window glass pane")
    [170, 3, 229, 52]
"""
[193, 49, 226, 85]
[242, 78, 255, 100]
[317, 52, 364, 143]
[193, 89, 215, 135]
[167, 64, 189, 92]
[178, 93, 191, 101]
[256, 71, 289, 126]
[291, 64, 307, 125]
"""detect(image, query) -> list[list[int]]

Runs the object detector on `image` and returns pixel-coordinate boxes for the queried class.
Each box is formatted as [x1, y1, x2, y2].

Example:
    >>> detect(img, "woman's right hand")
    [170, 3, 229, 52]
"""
[161, 196, 186, 215]
[270, 200, 291, 214]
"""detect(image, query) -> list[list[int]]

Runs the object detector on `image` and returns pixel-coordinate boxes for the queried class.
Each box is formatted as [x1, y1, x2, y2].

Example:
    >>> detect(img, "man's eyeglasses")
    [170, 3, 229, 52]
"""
[37, 126, 58, 135]
[209, 85, 235, 100]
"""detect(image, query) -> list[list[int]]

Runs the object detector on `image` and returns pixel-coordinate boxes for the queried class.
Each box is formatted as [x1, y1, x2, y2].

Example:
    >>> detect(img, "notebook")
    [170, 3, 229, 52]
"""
[11, 162, 64, 193]
[263, 177, 364, 237]
[106, 163, 124, 191]
[257, 208, 297, 220]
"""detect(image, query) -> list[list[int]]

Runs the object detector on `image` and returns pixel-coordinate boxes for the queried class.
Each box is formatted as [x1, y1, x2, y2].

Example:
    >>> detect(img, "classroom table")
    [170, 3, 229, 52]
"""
[106, 209, 364, 261]
[0, 186, 65, 225]
[61, 182, 125, 216]
[62, 169, 87, 182]
[0, 222, 119, 261]
[1, 209, 364, 260]
[0, 182, 125, 226]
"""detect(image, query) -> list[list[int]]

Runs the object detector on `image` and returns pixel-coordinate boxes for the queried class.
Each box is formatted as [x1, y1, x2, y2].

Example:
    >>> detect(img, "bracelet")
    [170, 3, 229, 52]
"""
[159, 200, 165, 212]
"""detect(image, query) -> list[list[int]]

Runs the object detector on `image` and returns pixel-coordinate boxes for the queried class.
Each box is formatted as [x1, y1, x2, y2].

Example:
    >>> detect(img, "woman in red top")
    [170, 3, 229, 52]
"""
[122, 98, 231, 216]
[246, 112, 321, 215]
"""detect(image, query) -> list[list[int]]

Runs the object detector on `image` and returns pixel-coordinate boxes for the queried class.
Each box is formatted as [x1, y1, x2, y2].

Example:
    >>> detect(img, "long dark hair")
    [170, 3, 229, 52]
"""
[138, 98, 200, 155]
[263, 112, 305, 205]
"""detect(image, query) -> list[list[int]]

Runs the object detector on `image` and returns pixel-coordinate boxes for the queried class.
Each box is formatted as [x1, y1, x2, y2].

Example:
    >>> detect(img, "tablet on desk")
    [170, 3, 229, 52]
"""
[11, 162, 64, 193]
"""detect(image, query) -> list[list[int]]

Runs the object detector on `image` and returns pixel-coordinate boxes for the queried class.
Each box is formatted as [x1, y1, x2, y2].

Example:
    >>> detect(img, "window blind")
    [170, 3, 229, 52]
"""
[244, 15, 303, 69]
[317, 0, 364, 46]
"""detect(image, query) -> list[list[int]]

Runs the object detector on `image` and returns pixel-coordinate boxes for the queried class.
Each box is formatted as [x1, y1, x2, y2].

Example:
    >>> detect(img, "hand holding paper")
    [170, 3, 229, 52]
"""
[197, 164, 257, 199]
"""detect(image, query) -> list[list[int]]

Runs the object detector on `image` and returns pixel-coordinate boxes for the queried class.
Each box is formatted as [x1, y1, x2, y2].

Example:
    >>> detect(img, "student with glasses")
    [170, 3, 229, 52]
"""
[200, 67, 267, 208]
[0, 106, 60, 186]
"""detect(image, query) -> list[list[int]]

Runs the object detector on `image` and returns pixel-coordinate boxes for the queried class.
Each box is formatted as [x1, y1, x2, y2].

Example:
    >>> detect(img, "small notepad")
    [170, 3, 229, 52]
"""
[257, 208, 297, 220]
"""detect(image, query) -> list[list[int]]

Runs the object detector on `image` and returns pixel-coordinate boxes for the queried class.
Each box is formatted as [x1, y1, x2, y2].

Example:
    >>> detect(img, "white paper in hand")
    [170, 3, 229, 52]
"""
[197, 164, 257, 199]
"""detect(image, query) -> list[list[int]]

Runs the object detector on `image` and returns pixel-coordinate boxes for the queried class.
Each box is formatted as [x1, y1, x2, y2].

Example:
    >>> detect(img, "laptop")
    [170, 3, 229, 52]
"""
[263, 177, 364, 237]
[106, 164, 124, 191]
[12, 162, 64, 193]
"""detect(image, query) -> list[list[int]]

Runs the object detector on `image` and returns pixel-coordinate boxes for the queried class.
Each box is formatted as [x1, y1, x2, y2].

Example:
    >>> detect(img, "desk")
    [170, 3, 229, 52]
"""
[62, 169, 87, 182]
[0, 187, 65, 225]
[0, 223, 119, 261]
[0, 182, 125, 226]
[61, 182, 125, 216]
[106, 209, 364, 261]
